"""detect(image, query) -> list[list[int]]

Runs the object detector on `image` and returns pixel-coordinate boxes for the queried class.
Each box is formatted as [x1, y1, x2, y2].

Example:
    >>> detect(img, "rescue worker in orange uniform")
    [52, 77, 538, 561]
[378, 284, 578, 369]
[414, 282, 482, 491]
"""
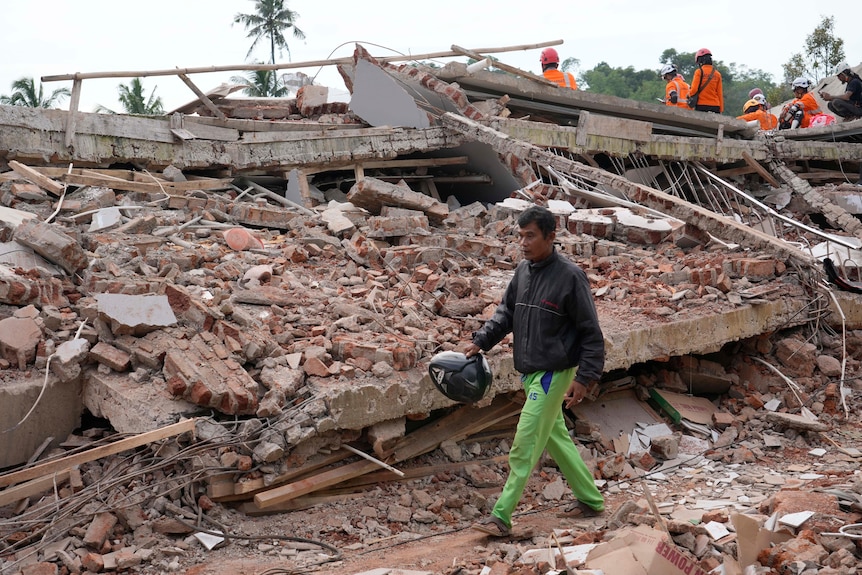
[737, 98, 778, 130]
[660, 64, 690, 108]
[540, 48, 577, 90]
[689, 48, 723, 113]
[779, 77, 822, 129]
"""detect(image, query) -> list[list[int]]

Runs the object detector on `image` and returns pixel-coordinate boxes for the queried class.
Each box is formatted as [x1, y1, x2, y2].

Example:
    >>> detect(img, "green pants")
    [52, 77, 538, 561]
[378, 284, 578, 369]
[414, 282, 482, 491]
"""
[492, 368, 604, 528]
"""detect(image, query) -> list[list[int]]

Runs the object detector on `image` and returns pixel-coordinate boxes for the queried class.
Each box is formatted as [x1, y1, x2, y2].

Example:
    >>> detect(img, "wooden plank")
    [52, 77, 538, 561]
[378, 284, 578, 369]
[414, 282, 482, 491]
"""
[240, 493, 354, 516]
[209, 450, 350, 502]
[797, 170, 853, 181]
[361, 156, 470, 169]
[335, 455, 508, 490]
[0, 471, 70, 508]
[0, 418, 196, 489]
[42, 40, 564, 82]
[741, 151, 780, 188]
[451, 45, 556, 87]
[254, 397, 519, 509]
[714, 166, 757, 178]
[8, 160, 64, 196]
[177, 73, 226, 121]
[385, 396, 521, 462]
[65, 78, 82, 148]
[58, 172, 232, 194]
[249, 457, 512, 508]
[254, 459, 381, 508]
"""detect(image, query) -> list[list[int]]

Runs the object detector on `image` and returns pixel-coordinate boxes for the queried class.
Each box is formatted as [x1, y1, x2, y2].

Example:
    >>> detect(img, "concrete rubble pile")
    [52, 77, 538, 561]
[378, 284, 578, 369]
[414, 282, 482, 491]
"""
[1, 44, 862, 574]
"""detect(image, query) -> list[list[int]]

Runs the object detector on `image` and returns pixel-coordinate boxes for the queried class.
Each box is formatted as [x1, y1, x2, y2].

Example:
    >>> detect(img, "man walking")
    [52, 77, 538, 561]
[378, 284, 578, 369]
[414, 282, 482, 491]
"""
[464, 205, 605, 537]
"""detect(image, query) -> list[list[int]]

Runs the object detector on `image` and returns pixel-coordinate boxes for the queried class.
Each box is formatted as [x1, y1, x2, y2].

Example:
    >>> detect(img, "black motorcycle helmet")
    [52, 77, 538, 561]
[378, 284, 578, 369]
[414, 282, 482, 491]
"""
[428, 351, 492, 403]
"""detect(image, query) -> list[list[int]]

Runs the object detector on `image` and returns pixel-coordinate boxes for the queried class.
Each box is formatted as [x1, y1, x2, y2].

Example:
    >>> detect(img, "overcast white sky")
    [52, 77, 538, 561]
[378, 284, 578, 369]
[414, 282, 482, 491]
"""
[2, 1, 858, 112]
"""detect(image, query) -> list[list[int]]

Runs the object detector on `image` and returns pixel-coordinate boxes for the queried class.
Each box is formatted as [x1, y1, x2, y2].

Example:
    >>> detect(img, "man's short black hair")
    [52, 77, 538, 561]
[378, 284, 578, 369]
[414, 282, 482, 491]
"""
[518, 205, 556, 237]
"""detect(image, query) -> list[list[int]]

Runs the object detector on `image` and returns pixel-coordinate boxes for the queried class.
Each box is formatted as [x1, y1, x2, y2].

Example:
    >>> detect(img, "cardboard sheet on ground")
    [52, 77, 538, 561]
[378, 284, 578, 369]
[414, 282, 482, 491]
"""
[571, 390, 662, 438]
[732, 512, 793, 573]
[586, 525, 712, 575]
[649, 389, 718, 425]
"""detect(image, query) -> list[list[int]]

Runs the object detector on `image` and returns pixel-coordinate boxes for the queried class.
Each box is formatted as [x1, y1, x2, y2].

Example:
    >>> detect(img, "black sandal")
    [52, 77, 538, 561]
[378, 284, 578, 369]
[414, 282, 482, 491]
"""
[558, 500, 604, 518]
[471, 515, 511, 537]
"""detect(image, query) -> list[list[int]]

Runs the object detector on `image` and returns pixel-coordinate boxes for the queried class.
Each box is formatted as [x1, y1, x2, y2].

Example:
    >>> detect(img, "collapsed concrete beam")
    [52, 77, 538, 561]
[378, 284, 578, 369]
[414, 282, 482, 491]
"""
[0, 105, 465, 172]
[347, 177, 449, 224]
[435, 62, 759, 139]
[490, 116, 772, 163]
[441, 112, 815, 268]
[768, 160, 862, 240]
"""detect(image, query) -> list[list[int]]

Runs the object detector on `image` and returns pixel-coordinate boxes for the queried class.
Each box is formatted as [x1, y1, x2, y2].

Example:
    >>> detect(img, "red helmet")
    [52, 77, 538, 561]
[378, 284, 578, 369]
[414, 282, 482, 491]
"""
[541, 48, 560, 66]
[695, 48, 712, 60]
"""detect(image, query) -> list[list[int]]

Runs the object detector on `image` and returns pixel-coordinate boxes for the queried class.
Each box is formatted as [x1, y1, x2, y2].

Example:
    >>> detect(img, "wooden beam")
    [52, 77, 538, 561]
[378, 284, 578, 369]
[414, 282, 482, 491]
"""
[0, 471, 70, 508]
[65, 78, 82, 149]
[714, 166, 757, 178]
[8, 161, 64, 196]
[451, 45, 557, 88]
[797, 170, 855, 181]
[0, 418, 196, 489]
[361, 156, 469, 169]
[177, 73, 226, 120]
[253, 396, 520, 509]
[209, 450, 351, 503]
[57, 172, 232, 194]
[254, 459, 381, 508]
[742, 151, 780, 188]
[42, 40, 564, 82]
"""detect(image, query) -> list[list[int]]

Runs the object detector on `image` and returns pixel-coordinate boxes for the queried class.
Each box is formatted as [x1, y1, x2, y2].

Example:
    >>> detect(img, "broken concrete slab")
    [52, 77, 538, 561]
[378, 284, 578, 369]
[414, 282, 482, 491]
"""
[50, 338, 90, 383]
[0, 316, 41, 369]
[349, 58, 432, 129]
[0, 372, 83, 468]
[95, 293, 178, 336]
[13, 219, 89, 275]
[80, 372, 199, 436]
[347, 177, 448, 223]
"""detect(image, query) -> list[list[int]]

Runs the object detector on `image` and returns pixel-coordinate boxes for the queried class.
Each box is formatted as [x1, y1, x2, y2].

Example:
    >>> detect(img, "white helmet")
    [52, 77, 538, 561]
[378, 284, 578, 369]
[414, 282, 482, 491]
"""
[660, 64, 676, 77]
[835, 61, 852, 76]
[752, 94, 767, 105]
[791, 77, 810, 90]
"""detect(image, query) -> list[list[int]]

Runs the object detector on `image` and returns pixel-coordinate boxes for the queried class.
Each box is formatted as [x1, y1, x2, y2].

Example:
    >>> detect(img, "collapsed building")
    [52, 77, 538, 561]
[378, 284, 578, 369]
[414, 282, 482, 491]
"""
[1, 43, 862, 574]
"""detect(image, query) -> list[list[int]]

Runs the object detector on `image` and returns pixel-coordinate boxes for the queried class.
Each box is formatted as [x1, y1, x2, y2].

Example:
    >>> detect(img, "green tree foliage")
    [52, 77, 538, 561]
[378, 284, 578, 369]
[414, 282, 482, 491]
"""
[723, 63, 778, 117]
[560, 57, 580, 74]
[0, 77, 70, 108]
[581, 62, 665, 102]
[96, 78, 164, 115]
[234, 0, 305, 64]
[782, 15, 845, 83]
[230, 68, 288, 97]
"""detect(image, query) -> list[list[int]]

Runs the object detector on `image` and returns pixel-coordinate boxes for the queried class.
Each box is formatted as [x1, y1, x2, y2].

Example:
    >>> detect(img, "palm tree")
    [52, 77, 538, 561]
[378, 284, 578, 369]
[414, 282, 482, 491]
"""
[230, 68, 288, 98]
[0, 77, 70, 108]
[233, 0, 305, 64]
[96, 78, 164, 115]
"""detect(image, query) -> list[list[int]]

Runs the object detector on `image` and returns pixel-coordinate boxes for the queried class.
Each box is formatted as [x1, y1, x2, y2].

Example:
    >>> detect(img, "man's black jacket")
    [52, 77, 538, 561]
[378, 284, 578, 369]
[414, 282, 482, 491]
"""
[472, 248, 605, 384]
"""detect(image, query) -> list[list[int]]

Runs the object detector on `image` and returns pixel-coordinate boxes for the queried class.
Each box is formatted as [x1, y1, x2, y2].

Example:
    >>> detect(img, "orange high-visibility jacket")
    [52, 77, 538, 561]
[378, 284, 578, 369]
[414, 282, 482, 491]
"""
[690, 65, 724, 111]
[737, 108, 778, 130]
[543, 69, 578, 90]
[665, 74, 690, 108]
[791, 92, 822, 128]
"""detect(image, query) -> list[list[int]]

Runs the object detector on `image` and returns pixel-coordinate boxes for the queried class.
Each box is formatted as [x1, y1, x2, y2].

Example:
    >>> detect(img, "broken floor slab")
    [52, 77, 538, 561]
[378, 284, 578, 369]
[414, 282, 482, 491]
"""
[0, 372, 83, 469]
[95, 293, 178, 336]
[82, 371, 200, 434]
